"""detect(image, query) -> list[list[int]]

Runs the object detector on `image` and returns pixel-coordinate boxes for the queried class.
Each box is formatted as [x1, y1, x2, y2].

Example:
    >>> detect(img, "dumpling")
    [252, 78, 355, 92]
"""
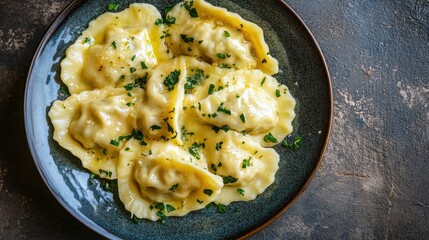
[138, 56, 224, 143]
[118, 140, 223, 221]
[48, 87, 144, 179]
[137, 57, 187, 143]
[164, 0, 278, 74]
[202, 131, 279, 205]
[61, 3, 172, 94]
[195, 69, 296, 147]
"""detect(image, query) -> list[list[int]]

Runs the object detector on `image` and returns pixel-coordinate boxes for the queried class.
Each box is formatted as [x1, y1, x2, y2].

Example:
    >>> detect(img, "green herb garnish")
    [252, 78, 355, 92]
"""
[222, 176, 238, 184]
[237, 188, 245, 196]
[107, 3, 119, 11]
[240, 113, 246, 123]
[189, 142, 201, 159]
[203, 189, 213, 196]
[217, 103, 231, 115]
[180, 34, 194, 43]
[282, 136, 302, 150]
[215, 142, 223, 151]
[263, 133, 278, 143]
[163, 69, 181, 91]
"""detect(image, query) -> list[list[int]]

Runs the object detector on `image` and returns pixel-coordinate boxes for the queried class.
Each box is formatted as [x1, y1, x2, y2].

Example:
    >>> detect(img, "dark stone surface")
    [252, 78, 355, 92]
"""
[0, 0, 427, 239]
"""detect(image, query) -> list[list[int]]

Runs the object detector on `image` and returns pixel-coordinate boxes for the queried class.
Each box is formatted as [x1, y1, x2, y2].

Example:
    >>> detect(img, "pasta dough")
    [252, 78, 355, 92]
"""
[49, 0, 296, 222]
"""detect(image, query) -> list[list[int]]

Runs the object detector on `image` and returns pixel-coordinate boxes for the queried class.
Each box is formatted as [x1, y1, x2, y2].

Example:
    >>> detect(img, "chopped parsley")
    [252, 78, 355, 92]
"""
[219, 64, 231, 69]
[184, 69, 205, 93]
[166, 204, 176, 213]
[208, 84, 215, 95]
[282, 136, 302, 150]
[197, 199, 204, 204]
[155, 18, 164, 26]
[217, 103, 232, 115]
[216, 53, 230, 59]
[217, 203, 227, 213]
[169, 183, 179, 192]
[181, 126, 194, 141]
[110, 139, 120, 146]
[263, 132, 278, 143]
[124, 72, 148, 90]
[59, 85, 69, 95]
[198, 40, 204, 44]
[163, 69, 181, 91]
[276, 89, 281, 97]
[131, 54, 136, 61]
[132, 129, 144, 140]
[237, 188, 245, 196]
[189, 142, 201, 159]
[99, 169, 112, 178]
[141, 61, 148, 69]
[83, 36, 94, 44]
[111, 41, 118, 49]
[161, 29, 171, 39]
[212, 125, 230, 133]
[180, 34, 194, 43]
[183, 0, 198, 18]
[240, 113, 246, 123]
[261, 77, 266, 86]
[242, 156, 252, 168]
[262, 58, 267, 64]
[152, 203, 168, 224]
[155, 15, 176, 26]
[203, 189, 213, 196]
[210, 163, 217, 173]
[107, 3, 119, 11]
[223, 176, 238, 184]
[223, 31, 230, 37]
[130, 67, 136, 73]
[215, 142, 223, 151]
[150, 125, 162, 131]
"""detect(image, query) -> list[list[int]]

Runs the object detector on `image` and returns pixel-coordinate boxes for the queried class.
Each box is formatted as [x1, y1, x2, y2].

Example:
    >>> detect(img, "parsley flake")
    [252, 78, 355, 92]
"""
[107, 3, 119, 11]
[242, 156, 252, 168]
[282, 136, 302, 150]
[217, 103, 232, 115]
[217, 203, 227, 213]
[169, 183, 179, 192]
[237, 188, 245, 196]
[163, 69, 181, 91]
[111, 41, 118, 49]
[189, 142, 201, 159]
[240, 113, 246, 123]
[263, 133, 278, 143]
[223, 176, 238, 184]
[208, 84, 215, 95]
[180, 34, 194, 43]
[203, 189, 213, 196]
[215, 142, 223, 151]
[141, 61, 148, 69]
[224, 31, 230, 37]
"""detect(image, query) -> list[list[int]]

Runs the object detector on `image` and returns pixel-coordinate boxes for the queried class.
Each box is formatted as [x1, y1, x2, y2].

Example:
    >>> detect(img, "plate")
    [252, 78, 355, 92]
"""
[24, 0, 332, 239]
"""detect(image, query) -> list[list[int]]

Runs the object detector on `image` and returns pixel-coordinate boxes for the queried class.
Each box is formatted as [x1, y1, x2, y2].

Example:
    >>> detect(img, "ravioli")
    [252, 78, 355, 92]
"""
[61, 3, 171, 94]
[49, 0, 296, 223]
[48, 87, 143, 179]
[118, 140, 223, 221]
[202, 131, 279, 205]
[165, 0, 278, 74]
[195, 70, 296, 147]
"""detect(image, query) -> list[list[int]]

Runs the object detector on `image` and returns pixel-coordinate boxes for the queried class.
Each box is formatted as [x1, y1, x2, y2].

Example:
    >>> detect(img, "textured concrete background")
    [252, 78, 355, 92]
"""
[0, 0, 428, 239]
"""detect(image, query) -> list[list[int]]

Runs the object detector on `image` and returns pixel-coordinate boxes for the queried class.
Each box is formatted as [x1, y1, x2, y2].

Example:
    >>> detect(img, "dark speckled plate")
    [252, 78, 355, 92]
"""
[24, 0, 332, 239]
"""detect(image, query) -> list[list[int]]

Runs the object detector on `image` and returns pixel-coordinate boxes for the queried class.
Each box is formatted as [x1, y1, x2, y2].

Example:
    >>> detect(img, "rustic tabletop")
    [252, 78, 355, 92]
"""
[1, 0, 428, 239]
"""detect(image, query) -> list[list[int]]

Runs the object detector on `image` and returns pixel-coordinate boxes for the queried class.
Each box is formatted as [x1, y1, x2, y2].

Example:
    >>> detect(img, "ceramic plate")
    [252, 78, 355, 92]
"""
[24, 0, 332, 239]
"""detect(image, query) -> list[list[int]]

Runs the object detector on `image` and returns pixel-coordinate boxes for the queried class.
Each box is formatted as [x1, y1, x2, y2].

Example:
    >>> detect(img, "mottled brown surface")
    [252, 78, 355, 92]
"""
[0, 0, 428, 239]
